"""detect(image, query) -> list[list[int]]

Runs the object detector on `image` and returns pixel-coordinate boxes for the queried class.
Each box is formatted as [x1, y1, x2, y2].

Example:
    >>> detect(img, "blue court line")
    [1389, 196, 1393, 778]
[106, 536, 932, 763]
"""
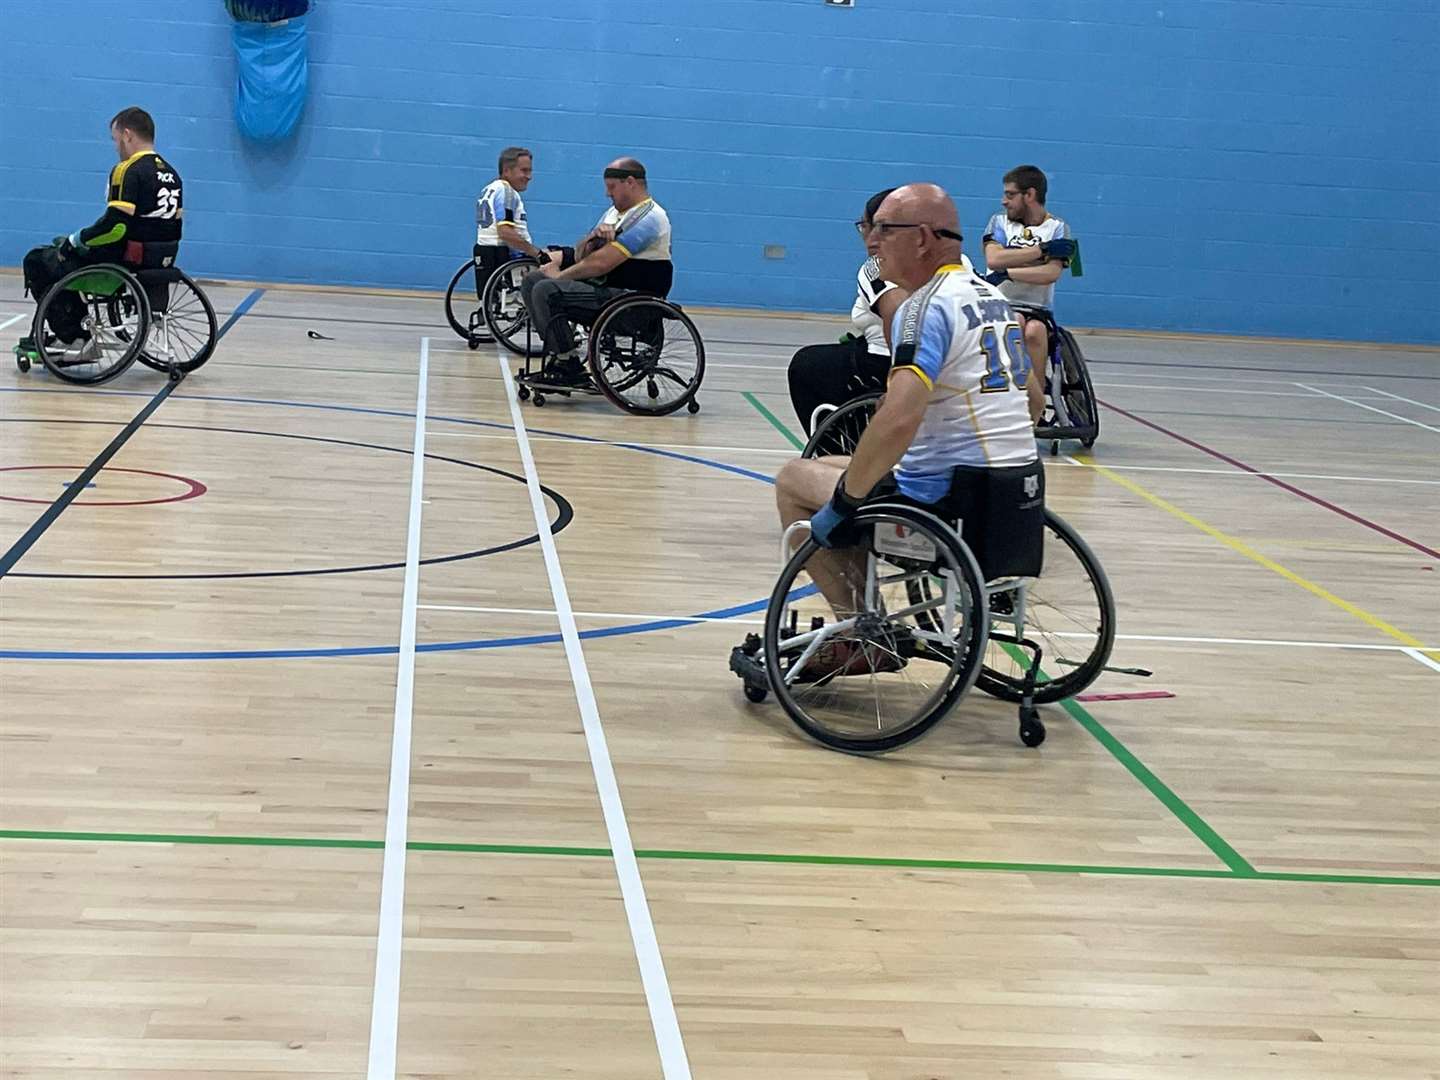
[0, 597, 775, 661]
[216, 289, 265, 339]
[0, 388, 778, 486]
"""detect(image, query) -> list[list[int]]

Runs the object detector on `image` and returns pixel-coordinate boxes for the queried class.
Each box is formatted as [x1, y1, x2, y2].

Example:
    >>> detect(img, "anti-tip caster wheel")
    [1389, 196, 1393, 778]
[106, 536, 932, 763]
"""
[1050, 441, 1060, 457]
[1019, 707, 1046, 748]
[467, 337, 482, 351]
[16, 356, 30, 373]
[532, 393, 546, 407]
[516, 384, 530, 401]
[686, 398, 701, 415]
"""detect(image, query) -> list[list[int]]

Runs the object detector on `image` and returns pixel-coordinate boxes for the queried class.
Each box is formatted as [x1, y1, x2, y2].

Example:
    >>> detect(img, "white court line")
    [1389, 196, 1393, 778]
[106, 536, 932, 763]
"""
[0, 313, 25, 334]
[1057, 456, 1439, 486]
[420, 603, 1439, 655]
[1403, 648, 1440, 674]
[420, 603, 765, 625]
[1092, 382, 1397, 400]
[1364, 386, 1440, 414]
[1294, 382, 1440, 433]
[496, 352, 693, 1080]
[365, 337, 429, 1080]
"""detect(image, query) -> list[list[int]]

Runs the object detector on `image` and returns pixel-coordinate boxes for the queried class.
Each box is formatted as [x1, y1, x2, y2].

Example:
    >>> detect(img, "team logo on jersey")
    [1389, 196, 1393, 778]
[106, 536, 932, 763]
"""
[1023, 475, 1040, 499]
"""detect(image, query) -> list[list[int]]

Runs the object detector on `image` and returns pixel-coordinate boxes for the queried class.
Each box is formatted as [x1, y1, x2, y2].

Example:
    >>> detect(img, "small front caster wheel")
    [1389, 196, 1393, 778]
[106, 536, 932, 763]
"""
[1019, 708, 1046, 748]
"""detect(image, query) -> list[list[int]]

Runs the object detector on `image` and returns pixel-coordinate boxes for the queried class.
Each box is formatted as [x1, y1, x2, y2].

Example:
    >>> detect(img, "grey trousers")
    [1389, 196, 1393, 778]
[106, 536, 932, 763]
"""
[520, 271, 626, 355]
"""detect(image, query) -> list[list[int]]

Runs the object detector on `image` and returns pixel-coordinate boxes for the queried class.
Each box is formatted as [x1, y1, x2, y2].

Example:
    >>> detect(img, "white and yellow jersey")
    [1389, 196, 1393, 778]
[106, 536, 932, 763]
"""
[852, 253, 972, 357]
[982, 212, 1070, 310]
[476, 178, 529, 246]
[888, 264, 1037, 500]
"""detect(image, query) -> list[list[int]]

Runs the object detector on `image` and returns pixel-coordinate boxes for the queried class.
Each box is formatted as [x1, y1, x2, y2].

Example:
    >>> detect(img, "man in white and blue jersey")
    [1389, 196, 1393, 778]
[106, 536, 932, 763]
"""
[775, 184, 1044, 628]
[470, 147, 553, 341]
[520, 156, 673, 382]
[980, 164, 1076, 421]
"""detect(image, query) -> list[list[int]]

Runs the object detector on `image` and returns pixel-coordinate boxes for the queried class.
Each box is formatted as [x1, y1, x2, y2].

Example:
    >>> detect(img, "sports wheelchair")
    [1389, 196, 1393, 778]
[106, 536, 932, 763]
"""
[16, 263, 217, 386]
[730, 394, 1117, 754]
[444, 250, 534, 352]
[1010, 302, 1099, 455]
[500, 256, 705, 416]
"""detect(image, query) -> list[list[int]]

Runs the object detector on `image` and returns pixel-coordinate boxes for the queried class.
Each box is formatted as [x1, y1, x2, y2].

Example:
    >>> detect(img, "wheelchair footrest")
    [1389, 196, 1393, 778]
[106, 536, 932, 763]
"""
[729, 634, 765, 680]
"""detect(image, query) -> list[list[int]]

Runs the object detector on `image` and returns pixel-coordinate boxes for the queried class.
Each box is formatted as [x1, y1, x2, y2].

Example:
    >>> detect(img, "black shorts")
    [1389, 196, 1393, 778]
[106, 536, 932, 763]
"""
[865, 460, 1045, 581]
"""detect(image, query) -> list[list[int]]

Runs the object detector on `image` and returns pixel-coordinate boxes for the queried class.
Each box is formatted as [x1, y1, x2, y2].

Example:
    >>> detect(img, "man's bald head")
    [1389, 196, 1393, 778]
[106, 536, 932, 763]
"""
[879, 183, 959, 235]
[872, 183, 964, 288]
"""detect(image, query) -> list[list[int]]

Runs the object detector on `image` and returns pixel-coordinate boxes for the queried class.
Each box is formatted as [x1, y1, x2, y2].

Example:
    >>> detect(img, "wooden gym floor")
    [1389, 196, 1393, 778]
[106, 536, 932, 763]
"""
[1, 270, 1436, 1079]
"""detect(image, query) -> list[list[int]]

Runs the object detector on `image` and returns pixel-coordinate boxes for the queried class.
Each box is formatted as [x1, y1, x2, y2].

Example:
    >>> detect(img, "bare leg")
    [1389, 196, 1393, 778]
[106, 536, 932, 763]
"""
[1021, 315, 1048, 423]
[775, 457, 868, 616]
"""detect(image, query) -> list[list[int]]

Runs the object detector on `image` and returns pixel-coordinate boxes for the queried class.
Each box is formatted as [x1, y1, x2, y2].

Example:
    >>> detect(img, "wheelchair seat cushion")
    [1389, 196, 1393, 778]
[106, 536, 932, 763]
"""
[135, 267, 185, 287]
[866, 460, 1045, 582]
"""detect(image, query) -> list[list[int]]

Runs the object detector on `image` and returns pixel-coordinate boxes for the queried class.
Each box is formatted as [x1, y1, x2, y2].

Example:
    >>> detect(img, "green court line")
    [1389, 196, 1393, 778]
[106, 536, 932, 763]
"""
[1058, 694, 1255, 874]
[2, 829, 1434, 887]
[736, 393, 1257, 877]
[996, 642, 1254, 875]
[742, 391, 806, 450]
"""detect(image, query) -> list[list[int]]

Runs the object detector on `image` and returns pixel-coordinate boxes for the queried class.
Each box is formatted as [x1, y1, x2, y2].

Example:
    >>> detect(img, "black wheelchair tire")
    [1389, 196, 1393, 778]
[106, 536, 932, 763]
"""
[137, 269, 218, 374]
[765, 504, 989, 754]
[34, 265, 149, 386]
[587, 294, 705, 416]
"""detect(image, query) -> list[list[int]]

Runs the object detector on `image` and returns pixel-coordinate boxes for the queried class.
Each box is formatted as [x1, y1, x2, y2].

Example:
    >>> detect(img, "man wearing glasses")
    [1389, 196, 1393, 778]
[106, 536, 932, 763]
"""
[786, 189, 974, 433]
[520, 157, 672, 383]
[980, 164, 1076, 422]
[772, 184, 1043, 633]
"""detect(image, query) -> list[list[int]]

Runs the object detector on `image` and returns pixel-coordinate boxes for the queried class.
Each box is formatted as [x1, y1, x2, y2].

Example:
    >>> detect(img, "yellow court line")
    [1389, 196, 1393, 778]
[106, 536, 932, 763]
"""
[1071, 456, 1440, 664]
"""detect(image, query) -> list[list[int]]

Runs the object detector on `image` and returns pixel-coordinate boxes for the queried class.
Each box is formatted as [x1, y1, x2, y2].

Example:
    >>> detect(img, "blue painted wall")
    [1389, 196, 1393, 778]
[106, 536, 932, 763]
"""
[2, 0, 1436, 342]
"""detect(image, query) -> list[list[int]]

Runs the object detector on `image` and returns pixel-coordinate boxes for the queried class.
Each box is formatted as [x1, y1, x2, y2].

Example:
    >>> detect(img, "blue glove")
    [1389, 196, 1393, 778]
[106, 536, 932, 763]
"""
[809, 474, 866, 549]
[983, 269, 1009, 285]
[1039, 237, 1075, 261]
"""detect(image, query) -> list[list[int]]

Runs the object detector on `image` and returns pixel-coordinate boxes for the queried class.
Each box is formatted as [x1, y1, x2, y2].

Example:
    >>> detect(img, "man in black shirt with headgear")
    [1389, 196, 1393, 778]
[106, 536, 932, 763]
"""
[17, 107, 184, 357]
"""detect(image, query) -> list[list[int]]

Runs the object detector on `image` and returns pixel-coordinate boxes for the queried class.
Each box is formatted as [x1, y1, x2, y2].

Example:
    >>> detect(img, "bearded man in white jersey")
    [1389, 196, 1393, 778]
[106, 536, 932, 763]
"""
[980, 164, 1076, 423]
[773, 184, 1044, 652]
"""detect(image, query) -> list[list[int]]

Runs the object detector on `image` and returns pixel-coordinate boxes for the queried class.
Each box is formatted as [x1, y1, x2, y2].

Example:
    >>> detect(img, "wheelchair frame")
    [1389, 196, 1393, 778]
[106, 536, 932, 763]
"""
[17, 262, 217, 386]
[1010, 302, 1100, 455]
[733, 392, 1120, 752]
[729, 505, 1048, 753]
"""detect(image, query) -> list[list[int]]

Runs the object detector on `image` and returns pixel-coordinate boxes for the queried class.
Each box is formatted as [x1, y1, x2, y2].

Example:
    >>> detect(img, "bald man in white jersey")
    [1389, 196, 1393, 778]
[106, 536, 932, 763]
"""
[774, 184, 1044, 650]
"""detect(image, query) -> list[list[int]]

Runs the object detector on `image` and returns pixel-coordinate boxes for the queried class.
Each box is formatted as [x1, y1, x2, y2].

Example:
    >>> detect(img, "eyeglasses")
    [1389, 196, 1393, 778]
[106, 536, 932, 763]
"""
[853, 219, 869, 235]
[1002, 189, 1023, 199]
[870, 222, 962, 240]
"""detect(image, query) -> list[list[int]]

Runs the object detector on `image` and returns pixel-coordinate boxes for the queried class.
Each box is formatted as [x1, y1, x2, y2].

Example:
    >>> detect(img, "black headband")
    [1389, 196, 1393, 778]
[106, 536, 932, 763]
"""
[604, 166, 645, 180]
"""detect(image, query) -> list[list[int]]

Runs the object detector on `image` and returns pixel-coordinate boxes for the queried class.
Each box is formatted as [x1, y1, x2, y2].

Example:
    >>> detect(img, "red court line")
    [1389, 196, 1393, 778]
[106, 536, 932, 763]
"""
[1075, 691, 1176, 703]
[1097, 399, 1440, 560]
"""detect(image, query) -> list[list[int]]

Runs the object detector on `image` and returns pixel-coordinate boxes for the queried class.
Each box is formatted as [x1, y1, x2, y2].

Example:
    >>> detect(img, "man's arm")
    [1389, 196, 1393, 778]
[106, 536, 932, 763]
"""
[841, 369, 928, 498]
[1002, 260, 1065, 285]
[841, 296, 949, 496]
[71, 205, 131, 250]
[496, 221, 546, 260]
[549, 241, 627, 281]
[983, 240, 1051, 271]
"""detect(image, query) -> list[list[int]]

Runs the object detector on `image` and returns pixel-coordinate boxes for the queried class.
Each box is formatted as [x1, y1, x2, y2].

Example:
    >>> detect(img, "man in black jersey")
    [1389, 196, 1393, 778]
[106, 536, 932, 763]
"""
[17, 107, 184, 355]
[519, 157, 673, 382]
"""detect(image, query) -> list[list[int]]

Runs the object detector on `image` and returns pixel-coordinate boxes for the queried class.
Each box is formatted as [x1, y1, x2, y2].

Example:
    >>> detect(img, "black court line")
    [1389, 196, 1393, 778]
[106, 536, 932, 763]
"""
[0, 379, 182, 576]
[0, 290, 264, 578]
